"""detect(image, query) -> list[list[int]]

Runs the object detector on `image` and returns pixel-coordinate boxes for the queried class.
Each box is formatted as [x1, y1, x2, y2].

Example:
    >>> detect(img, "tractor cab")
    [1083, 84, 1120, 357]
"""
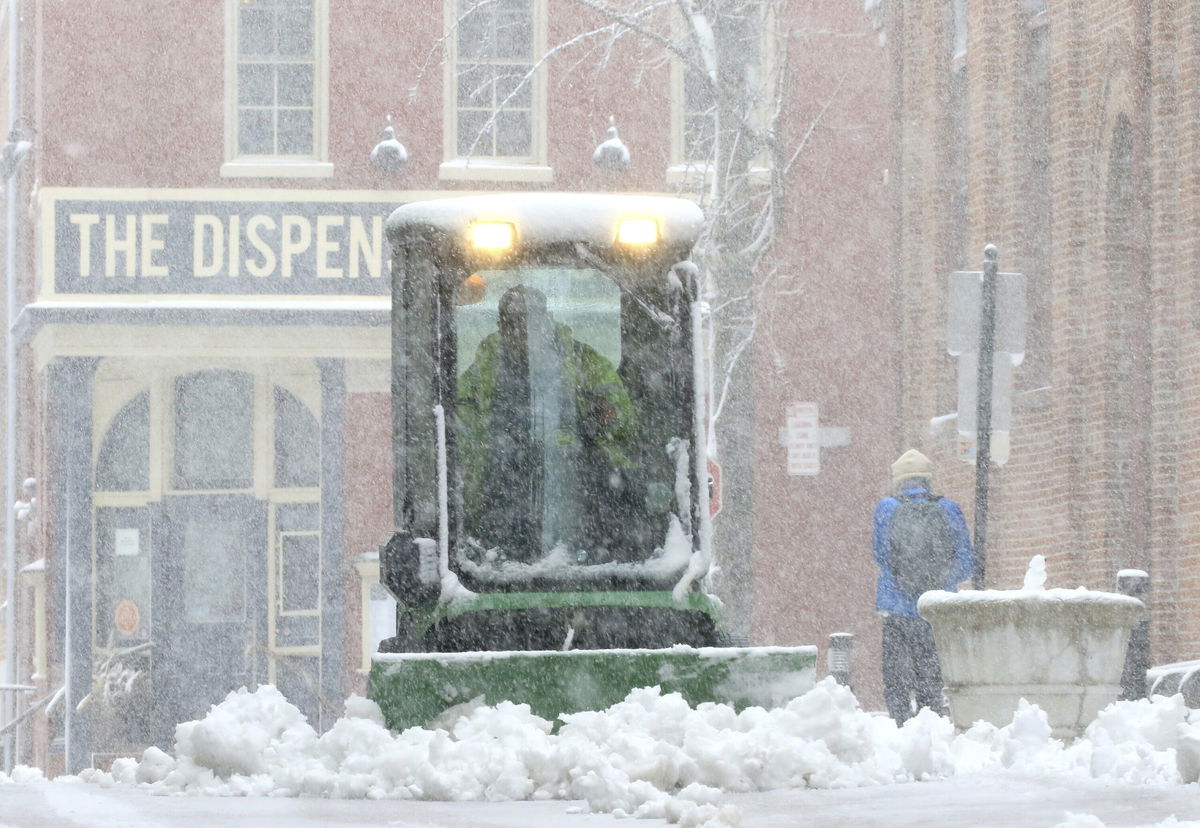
[383, 193, 709, 605]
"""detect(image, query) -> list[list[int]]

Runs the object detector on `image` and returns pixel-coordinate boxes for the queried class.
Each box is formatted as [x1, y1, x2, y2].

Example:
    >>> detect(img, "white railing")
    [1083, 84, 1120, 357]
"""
[0, 682, 36, 773]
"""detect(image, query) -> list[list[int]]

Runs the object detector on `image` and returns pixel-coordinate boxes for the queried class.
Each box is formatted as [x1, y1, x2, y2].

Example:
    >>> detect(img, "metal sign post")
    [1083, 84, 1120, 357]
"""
[972, 245, 999, 589]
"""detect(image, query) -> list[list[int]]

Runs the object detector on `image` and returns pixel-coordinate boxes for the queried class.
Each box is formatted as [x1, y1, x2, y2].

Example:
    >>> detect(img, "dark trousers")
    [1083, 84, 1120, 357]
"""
[881, 615, 947, 724]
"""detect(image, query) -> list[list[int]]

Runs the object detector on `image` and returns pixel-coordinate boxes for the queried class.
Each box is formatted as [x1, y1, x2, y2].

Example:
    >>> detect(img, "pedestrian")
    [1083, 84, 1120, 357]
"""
[872, 448, 975, 724]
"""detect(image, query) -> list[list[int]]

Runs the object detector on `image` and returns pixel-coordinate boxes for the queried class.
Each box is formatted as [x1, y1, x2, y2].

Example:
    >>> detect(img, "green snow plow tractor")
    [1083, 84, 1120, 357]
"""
[369, 193, 815, 731]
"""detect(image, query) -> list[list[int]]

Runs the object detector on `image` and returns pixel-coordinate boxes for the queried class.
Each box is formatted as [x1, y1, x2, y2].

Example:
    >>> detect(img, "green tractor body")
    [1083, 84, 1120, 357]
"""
[370, 194, 816, 729]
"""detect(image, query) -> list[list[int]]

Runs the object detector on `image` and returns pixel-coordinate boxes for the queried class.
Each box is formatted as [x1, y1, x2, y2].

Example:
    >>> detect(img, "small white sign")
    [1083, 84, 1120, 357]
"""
[946, 270, 1027, 356]
[786, 402, 820, 476]
[114, 527, 140, 557]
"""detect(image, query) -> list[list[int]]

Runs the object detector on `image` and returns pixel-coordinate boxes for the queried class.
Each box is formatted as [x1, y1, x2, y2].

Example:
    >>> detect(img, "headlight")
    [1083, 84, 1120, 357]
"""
[468, 221, 516, 251]
[615, 217, 659, 246]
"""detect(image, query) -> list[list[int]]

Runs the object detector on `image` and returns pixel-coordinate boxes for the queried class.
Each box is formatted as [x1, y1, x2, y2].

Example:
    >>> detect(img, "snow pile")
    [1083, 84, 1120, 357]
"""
[0, 764, 46, 785]
[1, 679, 1171, 827]
[1024, 553, 1048, 590]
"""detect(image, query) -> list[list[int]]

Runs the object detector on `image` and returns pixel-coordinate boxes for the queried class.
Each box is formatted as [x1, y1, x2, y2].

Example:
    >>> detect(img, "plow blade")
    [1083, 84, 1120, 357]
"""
[369, 645, 818, 731]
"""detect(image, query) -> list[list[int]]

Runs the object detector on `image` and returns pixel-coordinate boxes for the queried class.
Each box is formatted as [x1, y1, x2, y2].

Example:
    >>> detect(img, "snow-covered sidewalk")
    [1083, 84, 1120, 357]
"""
[3, 769, 1198, 827]
[2, 678, 1198, 827]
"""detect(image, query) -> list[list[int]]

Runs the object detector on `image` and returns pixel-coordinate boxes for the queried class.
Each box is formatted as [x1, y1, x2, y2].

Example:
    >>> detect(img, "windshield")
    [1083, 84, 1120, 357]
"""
[452, 265, 689, 577]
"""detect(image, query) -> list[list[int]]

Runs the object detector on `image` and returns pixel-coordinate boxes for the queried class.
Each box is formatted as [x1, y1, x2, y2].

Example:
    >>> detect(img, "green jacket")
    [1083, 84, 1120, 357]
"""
[457, 323, 634, 533]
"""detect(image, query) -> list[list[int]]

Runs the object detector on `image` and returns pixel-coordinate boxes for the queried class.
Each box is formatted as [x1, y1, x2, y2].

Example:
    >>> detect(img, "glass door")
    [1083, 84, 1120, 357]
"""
[152, 494, 267, 729]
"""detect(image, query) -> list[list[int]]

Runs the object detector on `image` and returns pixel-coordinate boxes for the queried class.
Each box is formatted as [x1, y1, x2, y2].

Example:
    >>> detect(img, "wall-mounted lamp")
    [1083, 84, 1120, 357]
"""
[0, 120, 33, 181]
[370, 115, 408, 174]
[593, 115, 630, 173]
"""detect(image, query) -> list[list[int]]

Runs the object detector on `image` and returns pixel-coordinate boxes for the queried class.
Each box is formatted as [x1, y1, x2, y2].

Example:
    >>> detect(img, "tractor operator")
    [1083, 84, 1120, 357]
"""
[456, 284, 636, 562]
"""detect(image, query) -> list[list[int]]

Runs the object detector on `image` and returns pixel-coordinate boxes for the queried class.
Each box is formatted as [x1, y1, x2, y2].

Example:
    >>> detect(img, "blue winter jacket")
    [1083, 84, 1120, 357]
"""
[872, 483, 975, 617]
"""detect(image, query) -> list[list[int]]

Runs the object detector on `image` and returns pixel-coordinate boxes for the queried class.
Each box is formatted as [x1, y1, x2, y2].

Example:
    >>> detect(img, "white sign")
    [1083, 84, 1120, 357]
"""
[957, 351, 1014, 433]
[114, 527, 140, 557]
[786, 402, 820, 476]
[946, 270, 1027, 358]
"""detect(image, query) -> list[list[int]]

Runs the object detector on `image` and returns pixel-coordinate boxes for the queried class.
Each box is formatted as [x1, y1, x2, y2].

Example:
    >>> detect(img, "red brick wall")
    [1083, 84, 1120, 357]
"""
[748, 3, 893, 704]
[891, 0, 1200, 667]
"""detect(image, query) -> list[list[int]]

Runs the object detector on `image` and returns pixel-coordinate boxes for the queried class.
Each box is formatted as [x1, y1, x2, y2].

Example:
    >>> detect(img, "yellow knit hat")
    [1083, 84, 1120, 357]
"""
[891, 449, 933, 484]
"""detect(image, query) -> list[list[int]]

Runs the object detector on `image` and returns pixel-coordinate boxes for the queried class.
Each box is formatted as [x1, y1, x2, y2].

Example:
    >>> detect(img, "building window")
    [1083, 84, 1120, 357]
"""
[272, 500, 322, 725]
[173, 370, 256, 490]
[238, 0, 314, 156]
[274, 386, 320, 488]
[95, 507, 153, 643]
[182, 511, 249, 623]
[95, 391, 150, 492]
[224, 0, 331, 178]
[669, 5, 772, 184]
[946, 67, 968, 264]
[456, 0, 532, 158]
[441, 0, 550, 182]
[681, 60, 715, 164]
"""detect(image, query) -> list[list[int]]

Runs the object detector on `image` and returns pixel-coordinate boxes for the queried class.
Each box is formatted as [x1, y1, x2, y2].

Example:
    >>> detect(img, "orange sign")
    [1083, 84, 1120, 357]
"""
[707, 457, 721, 518]
[114, 599, 140, 637]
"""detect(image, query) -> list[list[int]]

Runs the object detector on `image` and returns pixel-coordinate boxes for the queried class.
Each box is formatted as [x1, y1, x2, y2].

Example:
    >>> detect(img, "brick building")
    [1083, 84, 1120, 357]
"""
[879, 0, 1200, 667]
[0, 0, 890, 773]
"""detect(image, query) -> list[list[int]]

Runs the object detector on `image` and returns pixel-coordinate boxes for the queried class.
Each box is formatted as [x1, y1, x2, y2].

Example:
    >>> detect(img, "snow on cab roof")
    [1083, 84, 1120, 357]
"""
[386, 192, 705, 249]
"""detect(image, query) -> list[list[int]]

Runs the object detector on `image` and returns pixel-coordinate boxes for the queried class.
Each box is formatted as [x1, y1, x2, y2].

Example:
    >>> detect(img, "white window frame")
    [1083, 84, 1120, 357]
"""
[668, 5, 775, 188]
[222, 0, 333, 179]
[440, 0, 552, 183]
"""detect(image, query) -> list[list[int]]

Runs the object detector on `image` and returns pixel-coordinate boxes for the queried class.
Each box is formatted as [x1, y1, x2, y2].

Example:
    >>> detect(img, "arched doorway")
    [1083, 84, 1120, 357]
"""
[91, 365, 323, 749]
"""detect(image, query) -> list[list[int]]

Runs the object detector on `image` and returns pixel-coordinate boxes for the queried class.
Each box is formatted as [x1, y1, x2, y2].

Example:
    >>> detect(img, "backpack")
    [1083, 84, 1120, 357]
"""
[888, 492, 955, 598]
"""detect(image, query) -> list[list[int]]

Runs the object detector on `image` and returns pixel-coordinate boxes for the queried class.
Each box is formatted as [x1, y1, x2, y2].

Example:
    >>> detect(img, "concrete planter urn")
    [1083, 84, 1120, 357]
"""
[918, 556, 1145, 739]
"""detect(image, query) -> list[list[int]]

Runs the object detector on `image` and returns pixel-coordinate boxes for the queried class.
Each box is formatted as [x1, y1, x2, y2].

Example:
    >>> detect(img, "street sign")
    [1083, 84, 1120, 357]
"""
[947, 270, 1027, 358]
[948, 266, 1024, 471]
[785, 402, 820, 476]
[957, 351, 1013, 434]
[707, 457, 721, 518]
